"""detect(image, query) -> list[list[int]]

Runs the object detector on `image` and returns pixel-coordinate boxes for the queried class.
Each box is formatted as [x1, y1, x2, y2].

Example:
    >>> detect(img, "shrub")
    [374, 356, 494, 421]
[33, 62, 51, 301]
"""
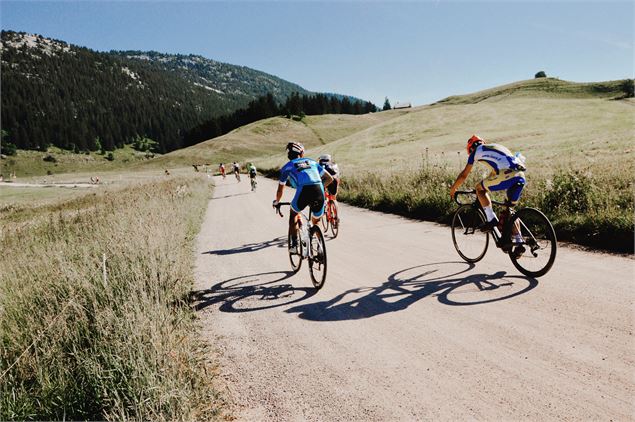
[2, 142, 17, 156]
[543, 171, 592, 215]
[620, 79, 634, 98]
[43, 154, 57, 163]
[535, 71, 547, 78]
[105, 152, 114, 161]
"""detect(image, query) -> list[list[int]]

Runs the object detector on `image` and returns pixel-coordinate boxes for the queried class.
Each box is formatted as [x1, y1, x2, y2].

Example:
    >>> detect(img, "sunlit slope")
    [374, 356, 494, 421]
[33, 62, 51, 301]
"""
[437, 78, 630, 104]
[154, 109, 410, 167]
[260, 79, 634, 175]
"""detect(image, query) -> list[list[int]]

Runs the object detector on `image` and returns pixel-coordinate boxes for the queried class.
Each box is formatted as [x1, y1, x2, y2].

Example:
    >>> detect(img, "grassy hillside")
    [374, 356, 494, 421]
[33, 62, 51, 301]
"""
[255, 80, 633, 177]
[147, 109, 411, 168]
[0, 145, 157, 179]
[251, 78, 634, 252]
[436, 77, 632, 104]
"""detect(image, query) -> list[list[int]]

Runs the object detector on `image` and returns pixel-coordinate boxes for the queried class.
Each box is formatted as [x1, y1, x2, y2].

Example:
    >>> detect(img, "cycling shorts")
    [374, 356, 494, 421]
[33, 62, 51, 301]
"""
[481, 170, 526, 204]
[291, 183, 325, 218]
[326, 179, 338, 196]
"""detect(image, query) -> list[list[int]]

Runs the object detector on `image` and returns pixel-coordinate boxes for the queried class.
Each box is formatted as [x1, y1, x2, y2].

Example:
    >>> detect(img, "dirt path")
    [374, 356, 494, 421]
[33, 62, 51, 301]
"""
[193, 176, 634, 421]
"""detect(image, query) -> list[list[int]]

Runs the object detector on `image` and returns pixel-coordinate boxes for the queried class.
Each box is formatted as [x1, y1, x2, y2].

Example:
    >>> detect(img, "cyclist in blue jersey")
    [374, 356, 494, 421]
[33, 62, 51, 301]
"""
[450, 135, 527, 251]
[273, 142, 334, 251]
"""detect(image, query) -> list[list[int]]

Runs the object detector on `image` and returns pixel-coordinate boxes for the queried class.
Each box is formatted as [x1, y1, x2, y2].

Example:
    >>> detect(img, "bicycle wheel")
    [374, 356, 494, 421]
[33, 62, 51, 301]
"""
[451, 204, 489, 263]
[330, 202, 339, 238]
[321, 205, 330, 233]
[508, 208, 557, 277]
[288, 230, 302, 273]
[308, 226, 327, 289]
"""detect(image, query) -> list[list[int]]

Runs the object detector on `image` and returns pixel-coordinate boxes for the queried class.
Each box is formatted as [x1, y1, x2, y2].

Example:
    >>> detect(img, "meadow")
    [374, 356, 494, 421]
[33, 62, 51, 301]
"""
[256, 79, 634, 253]
[0, 173, 220, 420]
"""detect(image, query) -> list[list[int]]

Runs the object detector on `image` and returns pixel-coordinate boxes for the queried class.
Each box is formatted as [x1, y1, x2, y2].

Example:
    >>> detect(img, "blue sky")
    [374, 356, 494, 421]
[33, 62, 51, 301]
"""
[2, 1, 633, 106]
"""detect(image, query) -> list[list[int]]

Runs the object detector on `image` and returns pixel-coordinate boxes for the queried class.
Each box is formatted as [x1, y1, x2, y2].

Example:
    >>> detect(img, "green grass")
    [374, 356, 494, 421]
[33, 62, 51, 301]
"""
[0, 145, 161, 179]
[436, 78, 633, 104]
[0, 175, 220, 420]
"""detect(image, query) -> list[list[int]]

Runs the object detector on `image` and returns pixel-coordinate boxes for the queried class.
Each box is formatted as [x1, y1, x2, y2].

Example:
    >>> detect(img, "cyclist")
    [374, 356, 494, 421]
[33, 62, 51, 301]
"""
[273, 142, 334, 252]
[318, 154, 341, 222]
[449, 135, 527, 254]
[248, 162, 257, 178]
[318, 154, 340, 197]
[219, 163, 226, 179]
[248, 162, 258, 190]
[232, 162, 240, 180]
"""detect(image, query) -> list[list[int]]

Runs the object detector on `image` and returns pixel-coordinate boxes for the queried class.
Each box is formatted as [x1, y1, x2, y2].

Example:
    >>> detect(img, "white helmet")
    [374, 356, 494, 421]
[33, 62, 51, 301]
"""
[319, 154, 332, 164]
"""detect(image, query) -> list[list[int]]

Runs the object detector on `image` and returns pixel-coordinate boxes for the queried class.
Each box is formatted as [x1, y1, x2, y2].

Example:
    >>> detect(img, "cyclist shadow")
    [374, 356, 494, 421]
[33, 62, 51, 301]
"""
[202, 236, 287, 256]
[285, 262, 538, 322]
[191, 270, 318, 313]
[211, 192, 250, 200]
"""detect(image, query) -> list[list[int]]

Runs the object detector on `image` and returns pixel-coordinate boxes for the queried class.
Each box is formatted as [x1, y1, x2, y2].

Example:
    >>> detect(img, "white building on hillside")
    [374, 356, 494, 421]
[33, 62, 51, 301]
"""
[393, 102, 412, 109]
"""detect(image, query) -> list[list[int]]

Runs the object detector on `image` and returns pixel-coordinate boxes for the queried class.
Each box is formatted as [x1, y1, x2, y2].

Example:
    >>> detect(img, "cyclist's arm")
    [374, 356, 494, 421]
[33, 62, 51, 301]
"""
[450, 163, 473, 198]
[275, 183, 285, 203]
[321, 170, 334, 188]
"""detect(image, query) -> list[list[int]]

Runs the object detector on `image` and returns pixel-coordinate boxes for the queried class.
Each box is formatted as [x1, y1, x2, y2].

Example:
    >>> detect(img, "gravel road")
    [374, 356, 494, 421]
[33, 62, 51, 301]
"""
[192, 176, 634, 421]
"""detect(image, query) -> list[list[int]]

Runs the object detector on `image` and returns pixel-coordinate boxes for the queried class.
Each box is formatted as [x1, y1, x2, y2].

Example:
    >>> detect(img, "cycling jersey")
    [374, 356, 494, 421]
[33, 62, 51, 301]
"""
[469, 144, 526, 204]
[279, 158, 325, 188]
[321, 163, 340, 196]
[279, 158, 326, 217]
[248, 165, 257, 177]
[468, 144, 526, 174]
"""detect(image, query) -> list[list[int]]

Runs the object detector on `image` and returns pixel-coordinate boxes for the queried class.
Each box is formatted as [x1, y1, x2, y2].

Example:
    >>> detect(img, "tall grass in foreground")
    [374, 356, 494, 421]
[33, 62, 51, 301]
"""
[0, 177, 219, 420]
[339, 166, 634, 253]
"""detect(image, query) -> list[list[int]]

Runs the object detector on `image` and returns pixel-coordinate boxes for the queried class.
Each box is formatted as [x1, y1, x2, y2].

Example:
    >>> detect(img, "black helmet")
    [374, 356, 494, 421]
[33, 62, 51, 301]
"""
[286, 142, 304, 160]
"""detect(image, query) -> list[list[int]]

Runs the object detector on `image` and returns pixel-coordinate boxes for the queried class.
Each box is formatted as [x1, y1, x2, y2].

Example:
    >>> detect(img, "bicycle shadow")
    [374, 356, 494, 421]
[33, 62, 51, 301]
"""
[191, 270, 317, 313]
[285, 262, 538, 322]
[202, 236, 287, 256]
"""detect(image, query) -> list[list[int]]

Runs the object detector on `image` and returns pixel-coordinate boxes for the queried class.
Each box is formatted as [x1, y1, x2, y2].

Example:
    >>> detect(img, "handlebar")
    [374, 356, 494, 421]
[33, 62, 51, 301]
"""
[274, 201, 291, 217]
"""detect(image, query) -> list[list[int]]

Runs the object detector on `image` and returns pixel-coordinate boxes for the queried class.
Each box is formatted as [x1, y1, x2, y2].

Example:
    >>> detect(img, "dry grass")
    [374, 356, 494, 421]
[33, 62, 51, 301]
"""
[339, 162, 634, 253]
[149, 111, 411, 169]
[0, 145, 158, 179]
[257, 97, 634, 177]
[0, 175, 220, 420]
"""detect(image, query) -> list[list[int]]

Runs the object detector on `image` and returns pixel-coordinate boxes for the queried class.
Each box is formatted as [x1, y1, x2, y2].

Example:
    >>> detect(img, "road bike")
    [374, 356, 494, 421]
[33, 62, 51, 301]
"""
[234, 170, 241, 182]
[320, 191, 340, 238]
[451, 189, 557, 277]
[275, 202, 327, 289]
[250, 174, 257, 191]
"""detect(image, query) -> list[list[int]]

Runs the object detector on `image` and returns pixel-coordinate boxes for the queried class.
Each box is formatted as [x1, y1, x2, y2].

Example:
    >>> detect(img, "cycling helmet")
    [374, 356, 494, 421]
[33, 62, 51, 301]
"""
[318, 154, 331, 164]
[466, 134, 484, 154]
[286, 142, 304, 159]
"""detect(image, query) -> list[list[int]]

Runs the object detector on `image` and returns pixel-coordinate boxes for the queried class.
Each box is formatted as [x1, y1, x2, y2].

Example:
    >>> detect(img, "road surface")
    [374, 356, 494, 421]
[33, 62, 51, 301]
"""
[193, 176, 634, 421]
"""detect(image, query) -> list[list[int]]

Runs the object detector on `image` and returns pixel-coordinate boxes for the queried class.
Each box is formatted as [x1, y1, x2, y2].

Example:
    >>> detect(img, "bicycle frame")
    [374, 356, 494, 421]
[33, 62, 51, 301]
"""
[454, 191, 516, 249]
[324, 194, 336, 223]
[276, 203, 315, 259]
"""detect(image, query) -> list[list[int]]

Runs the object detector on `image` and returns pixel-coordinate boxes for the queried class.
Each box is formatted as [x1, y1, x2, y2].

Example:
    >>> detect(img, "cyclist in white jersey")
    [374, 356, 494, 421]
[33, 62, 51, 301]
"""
[450, 135, 527, 245]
